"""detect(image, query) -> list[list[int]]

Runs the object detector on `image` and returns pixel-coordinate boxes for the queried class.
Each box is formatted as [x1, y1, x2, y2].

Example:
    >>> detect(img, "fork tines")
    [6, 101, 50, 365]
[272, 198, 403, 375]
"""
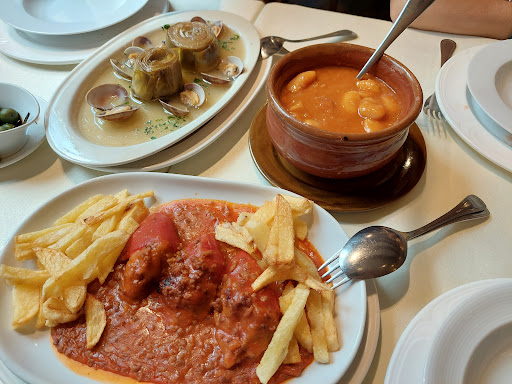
[318, 248, 352, 289]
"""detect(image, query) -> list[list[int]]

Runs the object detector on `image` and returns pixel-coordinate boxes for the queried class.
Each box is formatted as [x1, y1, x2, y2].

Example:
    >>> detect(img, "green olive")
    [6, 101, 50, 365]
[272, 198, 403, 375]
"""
[0, 108, 20, 124]
[0, 123, 16, 132]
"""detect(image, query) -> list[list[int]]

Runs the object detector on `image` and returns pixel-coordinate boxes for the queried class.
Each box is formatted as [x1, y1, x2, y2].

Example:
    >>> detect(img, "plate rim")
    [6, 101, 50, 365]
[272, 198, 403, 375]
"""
[0, 172, 367, 384]
[45, 10, 261, 167]
[467, 40, 512, 134]
[436, 47, 512, 174]
[423, 279, 512, 383]
[0, 0, 149, 36]
[384, 278, 512, 384]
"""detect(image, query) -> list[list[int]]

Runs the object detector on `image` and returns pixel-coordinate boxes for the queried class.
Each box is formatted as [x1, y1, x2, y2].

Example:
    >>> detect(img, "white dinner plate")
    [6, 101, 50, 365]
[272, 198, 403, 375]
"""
[424, 279, 512, 384]
[467, 40, 512, 135]
[83, 55, 272, 173]
[0, 173, 367, 384]
[0, 96, 47, 168]
[0, 0, 169, 65]
[0, 0, 148, 36]
[385, 278, 512, 384]
[436, 47, 512, 172]
[436, 47, 512, 173]
[46, 10, 260, 168]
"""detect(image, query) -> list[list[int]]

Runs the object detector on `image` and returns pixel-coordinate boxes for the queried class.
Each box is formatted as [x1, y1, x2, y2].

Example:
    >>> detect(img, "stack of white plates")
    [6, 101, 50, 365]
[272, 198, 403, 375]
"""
[0, 0, 167, 65]
[435, 41, 512, 174]
[385, 278, 512, 383]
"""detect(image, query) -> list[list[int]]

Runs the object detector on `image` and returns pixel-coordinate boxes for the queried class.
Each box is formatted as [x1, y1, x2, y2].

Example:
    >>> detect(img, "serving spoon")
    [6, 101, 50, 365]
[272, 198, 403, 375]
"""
[356, 0, 437, 79]
[260, 29, 357, 60]
[320, 195, 490, 289]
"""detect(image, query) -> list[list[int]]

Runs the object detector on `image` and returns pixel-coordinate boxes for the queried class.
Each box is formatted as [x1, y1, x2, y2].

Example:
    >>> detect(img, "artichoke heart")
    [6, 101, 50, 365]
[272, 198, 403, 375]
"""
[131, 47, 184, 101]
[166, 21, 221, 72]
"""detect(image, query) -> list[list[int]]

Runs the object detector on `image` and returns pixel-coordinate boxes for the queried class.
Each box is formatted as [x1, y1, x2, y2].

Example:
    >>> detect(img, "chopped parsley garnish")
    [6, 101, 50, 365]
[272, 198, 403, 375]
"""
[161, 24, 170, 30]
[219, 34, 240, 51]
[140, 115, 188, 137]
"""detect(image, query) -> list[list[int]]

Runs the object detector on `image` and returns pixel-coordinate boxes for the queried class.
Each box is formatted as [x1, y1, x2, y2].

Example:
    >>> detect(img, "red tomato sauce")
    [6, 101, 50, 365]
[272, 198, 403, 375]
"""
[51, 199, 317, 384]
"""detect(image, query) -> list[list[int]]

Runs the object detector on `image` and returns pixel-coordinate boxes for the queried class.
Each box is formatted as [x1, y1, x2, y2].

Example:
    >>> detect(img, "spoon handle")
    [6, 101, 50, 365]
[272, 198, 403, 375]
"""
[284, 29, 357, 43]
[404, 195, 490, 241]
[356, 0, 436, 79]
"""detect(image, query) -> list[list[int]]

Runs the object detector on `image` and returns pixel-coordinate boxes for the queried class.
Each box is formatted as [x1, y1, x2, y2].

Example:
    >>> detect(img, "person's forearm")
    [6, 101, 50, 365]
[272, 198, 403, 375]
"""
[390, 0, 512, 39]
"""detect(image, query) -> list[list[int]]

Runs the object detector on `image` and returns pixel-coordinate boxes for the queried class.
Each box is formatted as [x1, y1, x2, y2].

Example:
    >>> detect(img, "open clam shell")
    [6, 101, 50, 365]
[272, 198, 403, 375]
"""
[97, 105, 139, 121]
[86, 84, 138, 121]
[132, 36, 153, 49]
[201, 56, 244, 84]
[159, 83, 206, 116]
[110, 58, 134, 80]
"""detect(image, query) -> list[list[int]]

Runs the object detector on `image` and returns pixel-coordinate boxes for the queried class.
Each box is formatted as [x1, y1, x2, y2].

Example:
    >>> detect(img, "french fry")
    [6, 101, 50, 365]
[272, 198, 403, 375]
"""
[306, 290, 330, 363]
[76, 195, 119, 224]
[92, 210, 124, 241]
[275, 195, 295, 265]
[277, 195, 313, 217]
[117, 200, 149, 234]
[15, 223, 74, 244]
[280, 282, 313, 353]
[215, 223, 255, 255]
[283, 336, 301, 364]
[11, 284, 40, 329]
[85, 295, 107, 349]
[256, 283, 310, 384]
[42, 297, 79, 325]
[263, 220, 278, 265]
[42, 230, 130, 298]
[0, 265, 49, 286]
[294, 218, 308, 240]
[53, 194, 105, 226]
[63, 284, 87, 313]
[49, 224, 88, 252]
[34, 247, 71, 276]
[321, 289, 340, 352]
[84, 191, 154, 226]
[251, 264, 328, 292]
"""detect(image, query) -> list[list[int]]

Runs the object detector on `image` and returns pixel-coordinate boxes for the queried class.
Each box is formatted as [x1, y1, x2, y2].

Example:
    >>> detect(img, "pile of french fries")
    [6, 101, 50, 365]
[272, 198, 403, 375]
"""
[215, 194, 340, 384]
[0, 189, 152, 349]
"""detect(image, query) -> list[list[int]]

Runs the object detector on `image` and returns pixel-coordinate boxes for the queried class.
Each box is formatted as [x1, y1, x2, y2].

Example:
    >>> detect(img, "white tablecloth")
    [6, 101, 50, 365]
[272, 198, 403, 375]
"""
[1, 1, 511, 383]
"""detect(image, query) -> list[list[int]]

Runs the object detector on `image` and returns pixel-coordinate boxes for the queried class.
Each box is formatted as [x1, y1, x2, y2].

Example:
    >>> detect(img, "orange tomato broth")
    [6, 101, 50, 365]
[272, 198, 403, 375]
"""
[279, 66, 402, 134]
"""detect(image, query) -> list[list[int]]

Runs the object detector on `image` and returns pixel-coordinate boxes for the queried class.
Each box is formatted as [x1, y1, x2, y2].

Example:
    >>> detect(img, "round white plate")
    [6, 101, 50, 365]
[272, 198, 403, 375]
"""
[46, 10, 260, 168]
[0, 96, 47, 168]
[0, 0, 148, 36]
[84, 55, 272, 173]
[0, 0, 169, 65]
[436, 47, 512, 173]
[385, 278, 512, 384]
[467, 40, 512, 135]
[424, 279, 512, 384]
[0, 173, 367, 384]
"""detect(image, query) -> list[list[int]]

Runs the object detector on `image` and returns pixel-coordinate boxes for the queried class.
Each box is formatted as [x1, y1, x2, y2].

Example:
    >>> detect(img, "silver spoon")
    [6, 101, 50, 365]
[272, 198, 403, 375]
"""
[356, 0, 437, 79]
[320, 195, 490, 289]
[260, 29, 358, 60]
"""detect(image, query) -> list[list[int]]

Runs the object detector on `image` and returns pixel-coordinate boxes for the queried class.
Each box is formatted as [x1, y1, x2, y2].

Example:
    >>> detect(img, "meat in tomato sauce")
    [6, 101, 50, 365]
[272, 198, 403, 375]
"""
[51, 199, 316, 384]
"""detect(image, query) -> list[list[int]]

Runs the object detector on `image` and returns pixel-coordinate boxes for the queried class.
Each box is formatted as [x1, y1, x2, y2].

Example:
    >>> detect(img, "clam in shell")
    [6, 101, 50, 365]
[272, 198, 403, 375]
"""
[86, 84, 138, 121]
[160, 83, 205, 116]
[201, 56, 244, 84]
[190, 17, 223, 38]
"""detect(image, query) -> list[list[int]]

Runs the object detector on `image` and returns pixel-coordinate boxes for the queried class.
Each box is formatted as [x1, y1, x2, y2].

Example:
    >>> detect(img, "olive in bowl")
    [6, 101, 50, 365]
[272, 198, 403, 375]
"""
[0, 83, 40, 159]
[265, 43, 422, 179]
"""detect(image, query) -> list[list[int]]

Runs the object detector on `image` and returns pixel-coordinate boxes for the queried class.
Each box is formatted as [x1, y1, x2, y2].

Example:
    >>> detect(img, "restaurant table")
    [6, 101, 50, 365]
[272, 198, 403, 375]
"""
[1, 1, 511, 383]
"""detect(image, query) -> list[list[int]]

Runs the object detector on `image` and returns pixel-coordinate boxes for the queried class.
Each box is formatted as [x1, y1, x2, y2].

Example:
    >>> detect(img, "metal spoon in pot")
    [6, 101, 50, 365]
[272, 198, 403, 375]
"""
[260, 29, 358, 60]
[319, 195, 490, 289]
[356, 0, 437, 79]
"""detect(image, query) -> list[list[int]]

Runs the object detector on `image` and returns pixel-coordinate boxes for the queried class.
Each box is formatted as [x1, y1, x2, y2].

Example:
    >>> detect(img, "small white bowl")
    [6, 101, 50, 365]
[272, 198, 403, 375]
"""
[0, 83, 40, 158]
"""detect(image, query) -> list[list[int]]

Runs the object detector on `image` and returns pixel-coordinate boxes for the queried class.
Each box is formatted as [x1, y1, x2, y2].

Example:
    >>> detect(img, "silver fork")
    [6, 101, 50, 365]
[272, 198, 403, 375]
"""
[423, 39, 456, 120]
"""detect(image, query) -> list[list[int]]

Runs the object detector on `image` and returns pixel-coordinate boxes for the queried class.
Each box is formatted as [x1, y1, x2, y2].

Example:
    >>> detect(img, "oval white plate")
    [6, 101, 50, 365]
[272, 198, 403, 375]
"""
[0, 96, 47, 168]
[0, 0, 148, 36]
[436, 47, 512, 174]
[467, 40, 512, 135]
[83, 55, 272, 173]
[385, 279, 511, 384]
[45, 10, 260, 167]
[0, 173, 367, 384]
[424, 279, 512, 384]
